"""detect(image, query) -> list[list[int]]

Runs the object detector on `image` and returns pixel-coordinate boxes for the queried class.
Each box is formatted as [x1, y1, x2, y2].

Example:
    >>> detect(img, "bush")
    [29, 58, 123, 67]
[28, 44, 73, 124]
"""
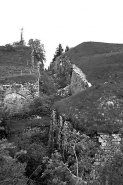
[28, 96, 53, 117]
[40, 72, 56, 95]
[97, 152, 123, 185]
[5, 44, 16, 52]
[0, 139, 27, 184]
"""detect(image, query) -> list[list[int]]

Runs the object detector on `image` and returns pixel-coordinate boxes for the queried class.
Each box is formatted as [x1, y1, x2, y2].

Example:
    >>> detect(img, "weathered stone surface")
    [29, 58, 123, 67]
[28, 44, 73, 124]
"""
[4, 93, 27, 114]
[0, 81, 39, 115]
[70, 64, 91, 94]
[57, 85, 70, 97]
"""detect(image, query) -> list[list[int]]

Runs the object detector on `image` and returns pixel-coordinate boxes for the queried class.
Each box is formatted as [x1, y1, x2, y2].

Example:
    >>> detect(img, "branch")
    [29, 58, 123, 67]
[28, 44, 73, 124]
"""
[62, 162, 76, 178]
[62, 162, 87, 185]
[24, 165, 41, 185]
[73, 144, 79, 177]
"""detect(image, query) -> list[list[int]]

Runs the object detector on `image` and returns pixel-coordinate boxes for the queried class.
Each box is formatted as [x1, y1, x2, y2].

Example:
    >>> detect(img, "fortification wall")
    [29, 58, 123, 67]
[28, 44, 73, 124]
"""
[0, 81, 39, 114]
[56, 64, 92, 97]
[70, 64, 91, 94]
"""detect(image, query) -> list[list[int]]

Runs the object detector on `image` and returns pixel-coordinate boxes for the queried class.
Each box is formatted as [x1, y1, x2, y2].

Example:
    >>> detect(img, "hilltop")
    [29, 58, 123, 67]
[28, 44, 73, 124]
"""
[0, 45, 40, 84]
[0, 45, 32, 78]
[65, 41, 123, 85]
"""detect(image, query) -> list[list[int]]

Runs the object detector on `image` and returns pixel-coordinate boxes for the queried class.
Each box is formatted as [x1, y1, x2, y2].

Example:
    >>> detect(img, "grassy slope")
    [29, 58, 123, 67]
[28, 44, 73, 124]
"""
[55, 83, 123, 134]
[0, 46, 39, 83]
[0, 74, 38, 84]
[66, 42, 123, 85]
[0, 46, 31, 76]
[55, 42, 123, 134]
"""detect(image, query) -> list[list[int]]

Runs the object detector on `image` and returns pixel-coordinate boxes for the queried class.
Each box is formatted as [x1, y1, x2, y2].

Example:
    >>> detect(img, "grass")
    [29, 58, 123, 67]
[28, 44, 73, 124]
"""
[0, 45, 39, 84]
[0, 74, 38, 84]
[65, 41, 123, 85]
[53, 42, 123, 134]
[0, 46, 32, 78]
[54, 82, 123, 135]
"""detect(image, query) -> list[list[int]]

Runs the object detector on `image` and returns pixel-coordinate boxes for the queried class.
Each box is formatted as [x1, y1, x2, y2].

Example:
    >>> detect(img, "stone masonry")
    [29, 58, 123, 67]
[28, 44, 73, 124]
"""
[0, 81, 39, 115]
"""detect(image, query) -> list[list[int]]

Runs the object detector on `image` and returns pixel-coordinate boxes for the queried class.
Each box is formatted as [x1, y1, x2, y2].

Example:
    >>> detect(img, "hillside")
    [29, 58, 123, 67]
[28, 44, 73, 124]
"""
[0, 74, 38, 84]
[65, 42, 123, 85]
[0, 46, 32, 78]
[54, 82, 123, 135]
[1, 41, 123, 184]
[53, 41, 123, 135]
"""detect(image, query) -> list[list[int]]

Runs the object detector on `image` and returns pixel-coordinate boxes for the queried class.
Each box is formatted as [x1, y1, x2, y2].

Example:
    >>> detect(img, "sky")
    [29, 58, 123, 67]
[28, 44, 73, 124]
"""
[0, 0, 123, 68]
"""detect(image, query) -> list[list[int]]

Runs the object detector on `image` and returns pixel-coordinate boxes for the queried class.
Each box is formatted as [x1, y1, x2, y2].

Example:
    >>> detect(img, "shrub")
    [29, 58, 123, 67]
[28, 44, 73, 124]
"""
[5, 44, 16, 52]
[28, 95, 53, 117]
[39, 72, 56, 95]
[0, 139, 27, 185]
[96, 151, 123, 185]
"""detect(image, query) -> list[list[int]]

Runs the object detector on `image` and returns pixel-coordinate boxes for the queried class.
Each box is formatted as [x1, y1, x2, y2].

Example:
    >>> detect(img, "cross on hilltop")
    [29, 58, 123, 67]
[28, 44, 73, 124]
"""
[19, 27, 25, 46]
[20, 28, 24, 42]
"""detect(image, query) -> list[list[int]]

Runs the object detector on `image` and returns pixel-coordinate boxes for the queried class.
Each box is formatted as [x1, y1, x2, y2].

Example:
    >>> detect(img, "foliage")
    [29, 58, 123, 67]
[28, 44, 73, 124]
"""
[42, 150, 88, 185]
[44, 128, 98, 184]
[28, 38, 45, 68]
[91, 136, 123, 185]
[2, 94, 54, 121]
[49, 55, 72, 89]
[28, 95, 53, 116]
[65, 46, 70, 52]
[52, 43, 64, 62]
[0, 139, 27, 185]
[14, 128, 48, 184]
[4, 44, 16, 51]
[54, 83, 123, 134]
[15, 125, 49, 150]
[96, 152, 123, 185]
[44, 125, 123, 185]
[55, 55, 72, 88]
[39, 72, 56, 95]
[41, 151, 70, 185]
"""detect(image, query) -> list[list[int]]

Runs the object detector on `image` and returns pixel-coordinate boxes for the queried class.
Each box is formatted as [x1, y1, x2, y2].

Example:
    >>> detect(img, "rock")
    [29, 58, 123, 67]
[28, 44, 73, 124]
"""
[70, 64, 91, 94]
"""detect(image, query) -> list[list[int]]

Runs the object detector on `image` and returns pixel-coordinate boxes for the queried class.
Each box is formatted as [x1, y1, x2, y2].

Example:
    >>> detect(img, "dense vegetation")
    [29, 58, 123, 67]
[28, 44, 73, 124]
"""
[1, 41, 123, 184]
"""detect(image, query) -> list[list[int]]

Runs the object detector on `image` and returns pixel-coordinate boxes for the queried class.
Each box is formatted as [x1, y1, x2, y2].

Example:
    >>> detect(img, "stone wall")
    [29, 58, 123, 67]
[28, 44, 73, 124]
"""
[55, 63, 92, 97]
[70, 64, 91, 94]
[49, 110, 123, 172]
[49, 58, 123, 182]
[0, 81, 39, 114]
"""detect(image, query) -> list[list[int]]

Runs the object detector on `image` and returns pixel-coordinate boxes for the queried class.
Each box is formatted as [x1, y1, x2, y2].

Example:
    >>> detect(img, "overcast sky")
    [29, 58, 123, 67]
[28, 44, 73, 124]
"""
[0, 0, 123, 67]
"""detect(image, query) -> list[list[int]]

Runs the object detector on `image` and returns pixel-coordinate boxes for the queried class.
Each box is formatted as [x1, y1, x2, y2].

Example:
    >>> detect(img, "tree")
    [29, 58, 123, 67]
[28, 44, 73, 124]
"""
[52, 44, 64, 62]
[42, 130, 90, 185]
[0, 139, 27, 185]
[28, 39, 46, 70]
[65, 46, 70, 52]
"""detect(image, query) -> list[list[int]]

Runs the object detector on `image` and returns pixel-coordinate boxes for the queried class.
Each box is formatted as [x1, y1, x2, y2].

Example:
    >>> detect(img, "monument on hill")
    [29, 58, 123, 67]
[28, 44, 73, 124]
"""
[19, 28, 25, 46]
[13, 28, 25, 47]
